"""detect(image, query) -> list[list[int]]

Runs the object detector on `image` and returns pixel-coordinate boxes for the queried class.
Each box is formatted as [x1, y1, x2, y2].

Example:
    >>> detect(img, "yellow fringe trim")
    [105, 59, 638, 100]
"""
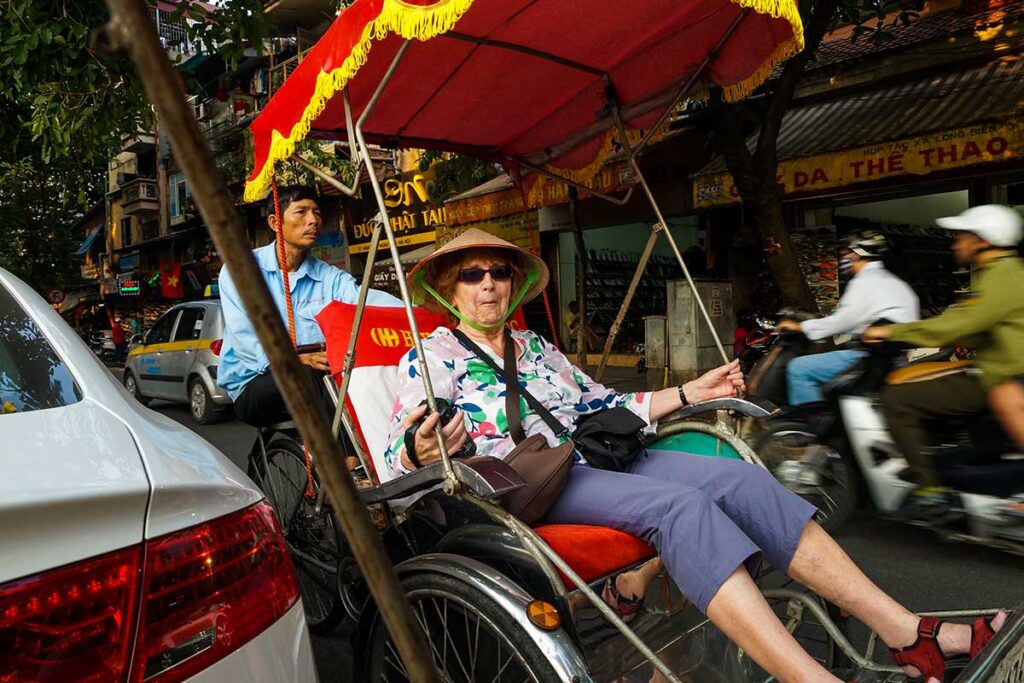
[244, 0, 476, 202]
[539, 121, 670, 190]
[723, 0, 804, 102]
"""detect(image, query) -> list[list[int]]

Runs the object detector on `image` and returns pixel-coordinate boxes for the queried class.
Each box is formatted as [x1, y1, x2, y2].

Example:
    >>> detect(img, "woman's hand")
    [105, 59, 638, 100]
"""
[400, 404, 469, 469]
[684, 359, 746, 403]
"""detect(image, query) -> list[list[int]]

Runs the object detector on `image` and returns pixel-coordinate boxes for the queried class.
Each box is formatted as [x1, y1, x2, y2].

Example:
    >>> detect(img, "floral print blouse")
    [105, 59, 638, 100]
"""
[384, 328, 653, 477]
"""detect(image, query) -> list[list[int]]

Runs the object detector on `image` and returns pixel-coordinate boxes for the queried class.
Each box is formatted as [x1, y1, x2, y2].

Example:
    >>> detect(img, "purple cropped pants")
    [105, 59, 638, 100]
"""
[543, 450, 817, 613]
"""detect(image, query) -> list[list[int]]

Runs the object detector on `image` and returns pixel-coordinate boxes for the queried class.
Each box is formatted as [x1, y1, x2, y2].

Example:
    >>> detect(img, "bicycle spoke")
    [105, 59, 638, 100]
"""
[432, 598, 473, 682]
[414, 602, 447, 668]
[384, 641, 411, 681]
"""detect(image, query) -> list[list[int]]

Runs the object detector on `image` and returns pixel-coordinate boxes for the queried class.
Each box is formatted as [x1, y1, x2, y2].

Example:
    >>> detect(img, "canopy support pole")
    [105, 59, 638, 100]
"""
[595, 225, 662, 380]
[96, 4, 439, 681]
[594, 56, 743, 381]
[333, 40, 462, 493]
[512, 157, 637, 206]
[289, 153, 364, 197]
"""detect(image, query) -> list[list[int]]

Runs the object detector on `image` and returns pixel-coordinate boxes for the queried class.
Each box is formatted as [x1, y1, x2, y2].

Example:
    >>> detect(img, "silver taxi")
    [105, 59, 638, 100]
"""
[124, 301, 231, 423]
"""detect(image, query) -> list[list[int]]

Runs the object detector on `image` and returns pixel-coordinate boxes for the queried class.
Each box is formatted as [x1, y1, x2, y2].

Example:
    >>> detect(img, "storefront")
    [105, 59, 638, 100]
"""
[694, 58, 1024, 316]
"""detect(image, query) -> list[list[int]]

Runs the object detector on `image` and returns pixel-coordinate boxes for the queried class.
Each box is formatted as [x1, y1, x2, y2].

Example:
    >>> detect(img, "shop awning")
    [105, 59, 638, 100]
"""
[702, 59, 1024, 174]
[694, 59, 1024, 206]
[74, 226, 104, 256]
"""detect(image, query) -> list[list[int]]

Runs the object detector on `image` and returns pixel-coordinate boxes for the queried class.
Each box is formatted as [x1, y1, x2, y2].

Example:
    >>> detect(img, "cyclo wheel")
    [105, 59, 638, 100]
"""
[364, 573, 560, 682]
[258, 437, 345, 634]
[754, 420, 857, 533]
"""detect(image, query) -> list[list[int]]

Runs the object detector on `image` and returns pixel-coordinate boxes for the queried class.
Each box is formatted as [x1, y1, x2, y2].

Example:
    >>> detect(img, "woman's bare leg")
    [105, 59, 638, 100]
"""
[787, 521, 1007, 679]
[707, 566, 841, 682]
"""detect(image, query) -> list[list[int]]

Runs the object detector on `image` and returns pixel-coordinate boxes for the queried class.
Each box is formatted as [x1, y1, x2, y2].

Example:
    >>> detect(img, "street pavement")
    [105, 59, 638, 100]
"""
[148, 399, 1023, 681]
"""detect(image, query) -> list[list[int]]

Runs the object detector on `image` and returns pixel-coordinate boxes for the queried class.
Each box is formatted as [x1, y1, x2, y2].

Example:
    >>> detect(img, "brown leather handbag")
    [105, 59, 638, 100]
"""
[453, 330, 574, 525]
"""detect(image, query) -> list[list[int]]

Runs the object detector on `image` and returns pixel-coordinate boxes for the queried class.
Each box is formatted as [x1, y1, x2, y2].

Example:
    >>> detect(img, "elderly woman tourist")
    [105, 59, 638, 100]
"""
[384, 229, 1003, 683]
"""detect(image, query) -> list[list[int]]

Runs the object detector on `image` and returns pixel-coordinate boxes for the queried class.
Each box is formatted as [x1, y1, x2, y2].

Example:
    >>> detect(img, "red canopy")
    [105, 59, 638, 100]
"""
[244, 0, 803, 202]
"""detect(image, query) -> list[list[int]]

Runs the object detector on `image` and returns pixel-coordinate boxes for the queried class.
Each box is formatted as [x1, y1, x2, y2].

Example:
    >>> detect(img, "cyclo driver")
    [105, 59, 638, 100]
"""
[217, 186, 399, 427]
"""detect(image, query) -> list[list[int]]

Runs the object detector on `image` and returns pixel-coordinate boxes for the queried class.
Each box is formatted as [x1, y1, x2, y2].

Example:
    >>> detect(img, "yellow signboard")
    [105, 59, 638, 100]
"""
[436, 211, 538, 251]
[446, 162, 634, 226]
[694, 121, 1022, 209]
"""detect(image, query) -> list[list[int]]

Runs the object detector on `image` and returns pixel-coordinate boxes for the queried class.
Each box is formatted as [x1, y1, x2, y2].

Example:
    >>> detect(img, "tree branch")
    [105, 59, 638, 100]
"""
[754, 0, 838, 167]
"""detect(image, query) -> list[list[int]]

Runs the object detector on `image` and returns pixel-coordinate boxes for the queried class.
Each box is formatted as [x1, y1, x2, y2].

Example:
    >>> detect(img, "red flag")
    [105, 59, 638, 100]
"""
[160, 263, 184, 299]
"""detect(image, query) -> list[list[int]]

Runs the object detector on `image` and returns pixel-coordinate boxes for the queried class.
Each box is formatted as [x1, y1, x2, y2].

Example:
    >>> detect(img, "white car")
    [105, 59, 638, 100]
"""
[0, 268, 317, 683]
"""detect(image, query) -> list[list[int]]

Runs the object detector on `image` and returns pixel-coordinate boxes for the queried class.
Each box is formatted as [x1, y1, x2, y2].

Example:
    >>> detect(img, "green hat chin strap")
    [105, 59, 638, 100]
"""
[417, 269, 539, 332]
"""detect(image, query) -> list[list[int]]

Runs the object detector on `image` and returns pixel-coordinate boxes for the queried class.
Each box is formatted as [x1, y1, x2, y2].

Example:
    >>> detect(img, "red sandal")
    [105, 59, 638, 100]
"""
[602, 577, 645, 623]
[969, 615, 997, 658]
[889, 616, 947, 681]
[889, 615, 1001, 681]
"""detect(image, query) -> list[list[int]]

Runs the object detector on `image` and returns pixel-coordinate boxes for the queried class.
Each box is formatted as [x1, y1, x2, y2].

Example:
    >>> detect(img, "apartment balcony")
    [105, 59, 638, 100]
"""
[263, 0, 332, 30]
[121, 178, 160, 216]
[122, 132, 156, 155]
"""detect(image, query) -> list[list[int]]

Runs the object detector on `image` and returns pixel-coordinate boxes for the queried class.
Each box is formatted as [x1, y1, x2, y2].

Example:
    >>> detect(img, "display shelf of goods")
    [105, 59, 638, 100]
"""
[582, 250, 681, 351]
[791, 226, 840, 314]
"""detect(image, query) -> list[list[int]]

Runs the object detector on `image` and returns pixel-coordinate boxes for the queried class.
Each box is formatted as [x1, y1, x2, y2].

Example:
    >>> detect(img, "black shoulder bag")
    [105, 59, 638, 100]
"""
[453, 330, 648, 474]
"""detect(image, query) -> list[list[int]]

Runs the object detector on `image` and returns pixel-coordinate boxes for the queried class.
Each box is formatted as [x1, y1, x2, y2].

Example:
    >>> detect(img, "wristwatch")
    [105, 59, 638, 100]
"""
[678, 384, 689, 407]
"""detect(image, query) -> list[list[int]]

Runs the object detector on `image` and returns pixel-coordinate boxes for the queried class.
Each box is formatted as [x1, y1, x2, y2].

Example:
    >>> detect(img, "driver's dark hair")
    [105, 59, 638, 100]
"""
[264, 185, 319, 217]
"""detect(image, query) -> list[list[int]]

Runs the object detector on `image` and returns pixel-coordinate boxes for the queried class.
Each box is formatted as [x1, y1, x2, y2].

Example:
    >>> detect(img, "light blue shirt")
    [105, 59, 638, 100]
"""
[217, 242, 400, 400]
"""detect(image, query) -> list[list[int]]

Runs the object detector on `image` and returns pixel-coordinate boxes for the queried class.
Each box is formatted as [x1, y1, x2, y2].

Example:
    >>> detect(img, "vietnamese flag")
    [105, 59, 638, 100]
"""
[161, 263, 184, 299]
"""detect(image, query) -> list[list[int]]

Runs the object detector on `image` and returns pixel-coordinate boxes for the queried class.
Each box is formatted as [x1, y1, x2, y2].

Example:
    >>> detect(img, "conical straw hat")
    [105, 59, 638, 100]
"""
[408, 228, 549, 312]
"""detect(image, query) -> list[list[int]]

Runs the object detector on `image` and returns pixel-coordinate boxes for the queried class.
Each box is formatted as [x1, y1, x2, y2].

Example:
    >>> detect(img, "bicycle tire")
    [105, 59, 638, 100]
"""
[257, 437, 345, 634]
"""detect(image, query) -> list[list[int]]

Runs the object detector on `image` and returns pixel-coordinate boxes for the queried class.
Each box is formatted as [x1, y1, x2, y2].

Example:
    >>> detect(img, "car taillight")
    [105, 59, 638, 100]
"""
[0, 546, 142, 683]
[129, 500, 299, 682]
[209, 339, 223, 356]
[0, 501, 296, 683]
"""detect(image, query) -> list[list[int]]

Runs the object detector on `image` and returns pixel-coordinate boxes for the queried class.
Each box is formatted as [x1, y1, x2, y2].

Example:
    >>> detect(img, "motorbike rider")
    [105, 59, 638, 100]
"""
[776, 230, 919, 405]
[863, 204, 1024, 515]
[218, 186, 400, 427]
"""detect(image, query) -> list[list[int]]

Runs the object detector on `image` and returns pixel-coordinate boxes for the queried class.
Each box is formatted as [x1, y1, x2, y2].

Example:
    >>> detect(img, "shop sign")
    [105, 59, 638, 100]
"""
[435, 211, 539, 252]
[694, 121, 1022, 208]
[446, 161, 633, 227]
[348, 167, 445, 255]
[118, 280, 142, 296]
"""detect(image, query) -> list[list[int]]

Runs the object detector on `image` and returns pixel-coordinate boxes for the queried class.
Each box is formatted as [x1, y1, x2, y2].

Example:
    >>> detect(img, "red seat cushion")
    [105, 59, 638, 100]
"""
[532, 524, 655, 585]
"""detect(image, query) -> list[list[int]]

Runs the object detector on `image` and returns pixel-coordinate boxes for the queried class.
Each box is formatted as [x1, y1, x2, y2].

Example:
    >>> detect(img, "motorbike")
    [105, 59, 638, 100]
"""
[87, 330, 116, 363]
[749, 326, 1024, 554]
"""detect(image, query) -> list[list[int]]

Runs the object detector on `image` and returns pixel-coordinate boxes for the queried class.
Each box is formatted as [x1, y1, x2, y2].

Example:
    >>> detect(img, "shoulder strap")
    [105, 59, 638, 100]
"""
[452, 329, 569, 442]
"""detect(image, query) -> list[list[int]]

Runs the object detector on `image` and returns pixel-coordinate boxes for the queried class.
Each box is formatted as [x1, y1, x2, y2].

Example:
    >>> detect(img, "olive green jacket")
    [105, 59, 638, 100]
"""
[885, 254, 1024, 390]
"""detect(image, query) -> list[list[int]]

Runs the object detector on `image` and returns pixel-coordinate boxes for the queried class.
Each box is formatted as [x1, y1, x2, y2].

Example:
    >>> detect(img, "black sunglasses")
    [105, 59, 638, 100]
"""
[457, 264, 514, 283]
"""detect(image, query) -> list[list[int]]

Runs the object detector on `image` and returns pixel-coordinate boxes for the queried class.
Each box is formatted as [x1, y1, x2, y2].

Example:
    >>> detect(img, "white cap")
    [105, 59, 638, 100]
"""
[936, 204, 1023, 247]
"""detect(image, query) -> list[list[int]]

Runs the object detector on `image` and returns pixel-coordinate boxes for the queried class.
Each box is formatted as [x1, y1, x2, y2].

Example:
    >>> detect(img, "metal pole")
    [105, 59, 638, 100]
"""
[330, 217, 385, 440]
[514, 156, 637, 206]
[350, 41, 460, 492]
[609, 109, 729, 363]
[96, 6, 440, 681]
[289, 153, 363, 197]
[595, 226, 661, 382]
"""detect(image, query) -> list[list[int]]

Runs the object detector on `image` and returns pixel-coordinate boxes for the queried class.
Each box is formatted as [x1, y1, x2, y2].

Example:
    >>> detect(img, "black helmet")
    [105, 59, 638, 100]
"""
[845, 229, 888, 259]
